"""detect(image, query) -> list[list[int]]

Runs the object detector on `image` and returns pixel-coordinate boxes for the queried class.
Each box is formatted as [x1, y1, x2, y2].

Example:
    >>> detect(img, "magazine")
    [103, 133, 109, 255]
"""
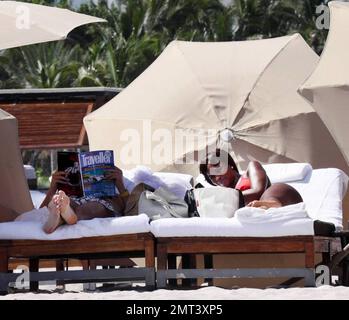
[57, 151, 83, 197]
[57, 150, 116, 198]
[79, 150, 116, 198]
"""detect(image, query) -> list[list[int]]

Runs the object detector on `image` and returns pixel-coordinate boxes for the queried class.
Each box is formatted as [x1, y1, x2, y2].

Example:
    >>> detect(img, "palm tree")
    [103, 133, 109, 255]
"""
[77, 0, 232, 87]
[0, 52, 23, 89]
[285, 0, 329, 54]
[9, 41, 82, 88]
[231, 0, 296, 40]
[145, 0, 231, 41]
[78, 0, 163, 87]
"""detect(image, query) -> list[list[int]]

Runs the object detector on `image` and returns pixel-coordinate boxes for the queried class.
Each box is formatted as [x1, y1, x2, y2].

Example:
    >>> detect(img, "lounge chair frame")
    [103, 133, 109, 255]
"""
[156, 235, 342, 288]
[0, 233, 155, 294]
[332, 231, 349, 286]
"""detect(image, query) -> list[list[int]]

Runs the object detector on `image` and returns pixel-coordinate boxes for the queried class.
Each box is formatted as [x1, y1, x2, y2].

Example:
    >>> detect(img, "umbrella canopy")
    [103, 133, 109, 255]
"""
[299, 1, 349, 165]
[0, 109, 33, 219]
[85, 34, 349, 175]
[0, 1, 105, 50]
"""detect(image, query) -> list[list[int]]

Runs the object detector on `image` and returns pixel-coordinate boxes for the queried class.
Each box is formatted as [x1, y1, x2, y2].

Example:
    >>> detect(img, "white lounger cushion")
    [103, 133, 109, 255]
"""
[151, 166, 349, 237]
[0, 208, 150, 240]
[263, 163, 313, 183]
[150, 203, 314, 237]
[288, 168, 348, 229]
[196, 166, 348, 230]
[15, 165, 348, 240]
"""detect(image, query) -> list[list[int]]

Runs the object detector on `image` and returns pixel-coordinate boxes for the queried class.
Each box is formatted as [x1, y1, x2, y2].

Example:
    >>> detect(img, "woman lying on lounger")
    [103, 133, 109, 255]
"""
[40, 166, 146, 234]
[199, 149, 303, 209]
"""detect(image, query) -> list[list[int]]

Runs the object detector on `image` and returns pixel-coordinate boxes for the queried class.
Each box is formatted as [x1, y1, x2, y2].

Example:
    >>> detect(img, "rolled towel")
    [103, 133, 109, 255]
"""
[263, 163, 313, 183]
[235, 202, 309, 224]
[123, 166, 192, 198]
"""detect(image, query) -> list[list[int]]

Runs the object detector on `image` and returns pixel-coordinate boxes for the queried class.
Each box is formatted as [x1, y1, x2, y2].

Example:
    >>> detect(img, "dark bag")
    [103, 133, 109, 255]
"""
[184, 189, 200, 217]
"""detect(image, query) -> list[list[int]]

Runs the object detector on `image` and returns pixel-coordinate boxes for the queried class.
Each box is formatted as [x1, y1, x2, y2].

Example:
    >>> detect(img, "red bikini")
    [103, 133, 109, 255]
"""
[235, 176, 251, 191]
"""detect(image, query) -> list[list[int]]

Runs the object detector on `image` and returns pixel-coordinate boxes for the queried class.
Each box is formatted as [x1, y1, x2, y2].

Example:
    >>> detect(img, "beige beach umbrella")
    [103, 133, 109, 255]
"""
[0, 109, 33, 220]
[0, 1, 105, 50]
[84, 34, 348, 175]
[299, 1, 349, 166]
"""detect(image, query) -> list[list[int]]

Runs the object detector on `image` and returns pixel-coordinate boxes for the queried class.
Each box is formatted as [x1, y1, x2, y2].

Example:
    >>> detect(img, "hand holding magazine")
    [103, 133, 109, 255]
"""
[57, 150, 116, 198]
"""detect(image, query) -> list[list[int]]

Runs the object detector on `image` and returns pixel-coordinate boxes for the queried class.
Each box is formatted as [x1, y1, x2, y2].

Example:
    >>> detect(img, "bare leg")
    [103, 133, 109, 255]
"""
[56, 191, 113, 223]
[55, 191, 78, 225]
[43, 196, 64, 234]
[259, 183, 303, 207]
[74, 202, 114, 221]
[246, 183, 303, 209]
[123, 183, 148, 216]
[43, 190, 115, 233]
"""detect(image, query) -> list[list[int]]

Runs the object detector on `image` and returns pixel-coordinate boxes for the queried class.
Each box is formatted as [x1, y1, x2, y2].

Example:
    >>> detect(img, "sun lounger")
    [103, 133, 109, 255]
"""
[152, 165, 348, 288]
[0, 168, 193, 294]
[0, 211, 155, 293]
[1, 164, 347, 292]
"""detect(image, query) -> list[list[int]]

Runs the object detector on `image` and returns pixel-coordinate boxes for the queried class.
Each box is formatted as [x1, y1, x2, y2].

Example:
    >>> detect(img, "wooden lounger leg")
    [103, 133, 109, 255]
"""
[145, 239, 155, 290]
[204, 254, 214, 286]
[168, 254, 177, 287]
[322, 252, 331, 265]
[157, 244, 168, 289]
[182, 254, 197, 287]
[82, 260, 95, 291]
[29, 258, 39, 292]
[0, 248, 9, 294]
[56, 259, 66, 289]
[304, 241, 316, 287]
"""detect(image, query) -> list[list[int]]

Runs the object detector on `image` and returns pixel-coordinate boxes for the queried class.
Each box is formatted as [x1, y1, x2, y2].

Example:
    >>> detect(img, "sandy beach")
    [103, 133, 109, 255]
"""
[1, 284, 349, 300]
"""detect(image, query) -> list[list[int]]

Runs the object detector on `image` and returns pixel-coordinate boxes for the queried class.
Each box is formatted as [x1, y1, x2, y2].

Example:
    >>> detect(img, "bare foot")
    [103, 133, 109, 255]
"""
[44, 199, 64, 234]
[56, 190, 78, 225]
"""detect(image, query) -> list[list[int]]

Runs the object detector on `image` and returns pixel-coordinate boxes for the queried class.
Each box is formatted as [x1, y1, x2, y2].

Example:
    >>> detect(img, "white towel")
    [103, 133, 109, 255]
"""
[263, 163, 312, 183]
[123, 166, 192, 198]
[235, 202, 309, 224]
[3, 213, 150, 240]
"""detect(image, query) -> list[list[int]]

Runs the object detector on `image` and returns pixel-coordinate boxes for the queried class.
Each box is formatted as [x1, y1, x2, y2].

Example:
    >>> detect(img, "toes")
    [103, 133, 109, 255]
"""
[58, 190, 66, 198]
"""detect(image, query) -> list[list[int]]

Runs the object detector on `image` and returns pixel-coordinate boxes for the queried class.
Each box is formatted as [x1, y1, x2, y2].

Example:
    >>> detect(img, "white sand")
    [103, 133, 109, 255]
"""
[1, 285, 349, 300]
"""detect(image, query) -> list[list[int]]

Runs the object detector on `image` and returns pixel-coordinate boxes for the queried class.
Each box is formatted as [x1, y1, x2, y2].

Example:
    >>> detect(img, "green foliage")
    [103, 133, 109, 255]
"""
[35, 167, 51, 190]
[0, 0, 330, 90]
[230, 0, 328, 47]
[9, 42, 81, 88]
[0, 52, 23, 89]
